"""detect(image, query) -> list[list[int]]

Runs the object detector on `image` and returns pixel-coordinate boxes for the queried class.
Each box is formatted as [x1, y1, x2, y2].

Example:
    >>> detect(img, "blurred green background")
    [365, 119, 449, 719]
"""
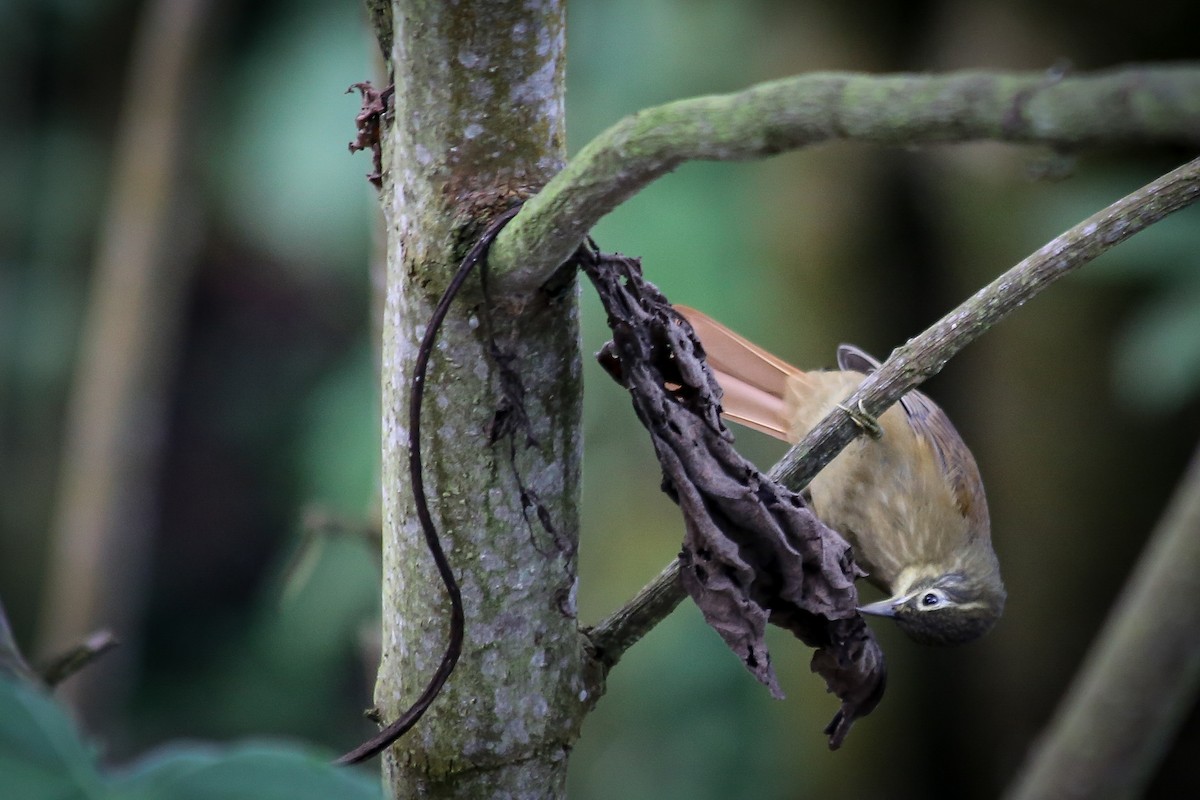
[3, 0, 1199, 797]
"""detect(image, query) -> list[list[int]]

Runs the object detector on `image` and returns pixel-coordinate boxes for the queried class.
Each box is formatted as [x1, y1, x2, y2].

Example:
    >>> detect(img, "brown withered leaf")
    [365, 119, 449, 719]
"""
[347, 81, 394, 188]
[581, 248, 886, 748]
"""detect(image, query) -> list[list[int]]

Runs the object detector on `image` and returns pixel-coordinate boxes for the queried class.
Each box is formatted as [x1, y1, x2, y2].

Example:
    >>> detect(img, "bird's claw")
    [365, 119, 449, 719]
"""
[837, 400, 882, 439]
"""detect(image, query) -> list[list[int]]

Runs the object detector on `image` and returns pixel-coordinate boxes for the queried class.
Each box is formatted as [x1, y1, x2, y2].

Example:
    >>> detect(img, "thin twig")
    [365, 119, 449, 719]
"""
[488, 65, 1200, 293]
[585, 560, 687, 670]
[1003, 439, 1200, 800]
[586, 156, 1200, 670]
[38, 630, 120, 688]
[279, 507, 382, 606]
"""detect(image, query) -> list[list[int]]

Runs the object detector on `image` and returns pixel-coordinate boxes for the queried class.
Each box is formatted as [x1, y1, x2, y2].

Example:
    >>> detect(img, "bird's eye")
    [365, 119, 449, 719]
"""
[920, 591, 944, 609]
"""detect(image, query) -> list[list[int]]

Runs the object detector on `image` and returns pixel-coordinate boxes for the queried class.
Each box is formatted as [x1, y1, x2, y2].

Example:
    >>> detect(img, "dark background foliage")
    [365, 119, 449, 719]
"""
[2, 1, 1198, 797]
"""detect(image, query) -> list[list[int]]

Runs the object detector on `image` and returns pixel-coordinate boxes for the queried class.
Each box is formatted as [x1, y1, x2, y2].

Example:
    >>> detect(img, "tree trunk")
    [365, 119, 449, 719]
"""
[375, 2, 583, 798]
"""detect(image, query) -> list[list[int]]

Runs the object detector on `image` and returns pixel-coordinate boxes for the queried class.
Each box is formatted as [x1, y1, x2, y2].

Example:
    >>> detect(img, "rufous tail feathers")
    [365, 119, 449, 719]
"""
[674, 305, 813, 443]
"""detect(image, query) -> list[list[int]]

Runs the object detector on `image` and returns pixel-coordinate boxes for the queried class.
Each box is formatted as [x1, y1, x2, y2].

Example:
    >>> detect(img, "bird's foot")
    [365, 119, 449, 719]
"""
[837, 400, 882, 440]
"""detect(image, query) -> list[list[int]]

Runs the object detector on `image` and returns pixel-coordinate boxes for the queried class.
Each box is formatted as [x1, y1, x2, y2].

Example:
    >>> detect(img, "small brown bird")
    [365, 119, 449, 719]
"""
[676, 306, 1005, 646]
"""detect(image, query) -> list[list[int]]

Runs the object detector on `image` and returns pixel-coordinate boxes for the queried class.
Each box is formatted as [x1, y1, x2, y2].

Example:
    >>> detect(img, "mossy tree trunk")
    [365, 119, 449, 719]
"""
[374, 2, 584, 798]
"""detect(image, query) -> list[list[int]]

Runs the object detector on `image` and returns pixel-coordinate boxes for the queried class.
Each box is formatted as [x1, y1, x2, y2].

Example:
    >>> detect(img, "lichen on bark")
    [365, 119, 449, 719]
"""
[375, 2, 584, 797]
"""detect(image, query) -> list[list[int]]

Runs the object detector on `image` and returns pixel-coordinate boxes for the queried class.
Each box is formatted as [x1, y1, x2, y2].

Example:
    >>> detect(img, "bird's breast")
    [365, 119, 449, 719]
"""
[788, 372, 971, 593]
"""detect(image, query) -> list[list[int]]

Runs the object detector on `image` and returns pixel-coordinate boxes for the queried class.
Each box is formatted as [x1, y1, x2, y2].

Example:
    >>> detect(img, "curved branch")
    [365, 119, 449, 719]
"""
[586, 155, 1200, 671]
[489, 64, 1200, 294]
[1003, 440, 1200, 800]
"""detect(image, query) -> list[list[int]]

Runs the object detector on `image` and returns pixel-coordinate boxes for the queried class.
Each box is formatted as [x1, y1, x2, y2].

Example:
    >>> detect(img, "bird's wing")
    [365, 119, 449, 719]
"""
[896, 389, 988, 528]
[675, 305, 811, 442]
[837, 344, 986, 526]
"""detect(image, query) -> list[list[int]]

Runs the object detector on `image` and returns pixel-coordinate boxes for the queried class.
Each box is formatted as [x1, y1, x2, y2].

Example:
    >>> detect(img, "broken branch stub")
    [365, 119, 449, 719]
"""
[581, 249, 886, 748]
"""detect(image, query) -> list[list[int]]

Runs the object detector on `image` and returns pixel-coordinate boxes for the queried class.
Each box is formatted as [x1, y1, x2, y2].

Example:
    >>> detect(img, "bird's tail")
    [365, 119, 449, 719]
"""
[674, 305, 817, 443]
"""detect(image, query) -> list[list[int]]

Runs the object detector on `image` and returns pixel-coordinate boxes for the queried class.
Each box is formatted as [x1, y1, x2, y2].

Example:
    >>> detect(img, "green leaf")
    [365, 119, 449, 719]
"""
[0, 676, 107, 800]
[0, 675, 381, 800]
[110, 742, 382, 800]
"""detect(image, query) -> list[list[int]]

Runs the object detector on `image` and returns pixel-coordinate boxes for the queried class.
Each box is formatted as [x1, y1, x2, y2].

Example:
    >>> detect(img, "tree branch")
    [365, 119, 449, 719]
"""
[1003, 439, 1200, 800]
[36, 0, 214, 724]
[489, 64, 1200, 293]
[585, 560, 686, 672]
[586, 155, 1200, 671]
[37, 630, 120, 689]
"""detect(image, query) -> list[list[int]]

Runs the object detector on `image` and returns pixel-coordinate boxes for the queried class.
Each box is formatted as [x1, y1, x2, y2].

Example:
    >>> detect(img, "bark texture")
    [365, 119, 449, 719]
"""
[376, 2, 584, 797]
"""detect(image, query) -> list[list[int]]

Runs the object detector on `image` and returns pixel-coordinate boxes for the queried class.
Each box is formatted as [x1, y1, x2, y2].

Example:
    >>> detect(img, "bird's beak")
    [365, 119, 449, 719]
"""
[857, 596, 904, 618]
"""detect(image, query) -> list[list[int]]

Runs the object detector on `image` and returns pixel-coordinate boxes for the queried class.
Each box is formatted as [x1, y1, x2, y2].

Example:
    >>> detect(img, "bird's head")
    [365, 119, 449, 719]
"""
[857, 570, 1006, 646]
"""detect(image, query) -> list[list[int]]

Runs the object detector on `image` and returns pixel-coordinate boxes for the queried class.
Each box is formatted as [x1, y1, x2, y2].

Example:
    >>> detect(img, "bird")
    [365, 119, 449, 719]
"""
[674, 305, 1005, 646]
